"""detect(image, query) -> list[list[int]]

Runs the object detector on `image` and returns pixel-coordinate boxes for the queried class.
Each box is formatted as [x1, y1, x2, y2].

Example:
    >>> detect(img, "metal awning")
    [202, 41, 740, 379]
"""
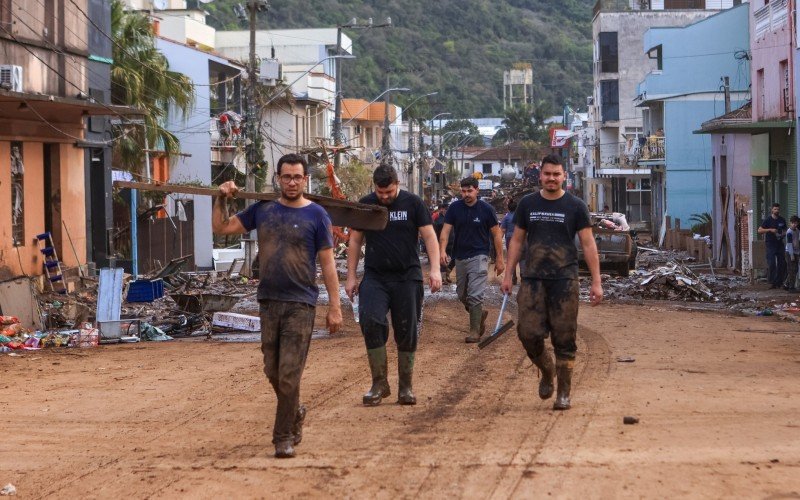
[0, 89, 143, 123]
[694, 120, 794, 134]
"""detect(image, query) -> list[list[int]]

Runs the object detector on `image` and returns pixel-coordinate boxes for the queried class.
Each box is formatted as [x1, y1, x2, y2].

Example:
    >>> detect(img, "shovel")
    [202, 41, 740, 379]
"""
[478, 293, 515, 349]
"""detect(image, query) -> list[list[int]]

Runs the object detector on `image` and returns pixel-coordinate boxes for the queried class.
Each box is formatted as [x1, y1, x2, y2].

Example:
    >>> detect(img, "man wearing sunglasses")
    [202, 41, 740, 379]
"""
[213, 153, 342, 459]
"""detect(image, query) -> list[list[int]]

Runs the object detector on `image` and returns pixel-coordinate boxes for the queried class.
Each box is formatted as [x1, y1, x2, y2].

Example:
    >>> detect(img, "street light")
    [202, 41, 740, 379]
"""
[429, 112, 452, 158]
[401, 92, 438, 195]
[263, 54, 356, 107]
[333, 17, 392, 169]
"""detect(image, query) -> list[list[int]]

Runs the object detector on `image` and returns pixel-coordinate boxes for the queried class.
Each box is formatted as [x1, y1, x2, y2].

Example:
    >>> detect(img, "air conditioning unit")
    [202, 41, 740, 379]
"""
[0, 65, 23, 92]
[259, 58, 282, 86]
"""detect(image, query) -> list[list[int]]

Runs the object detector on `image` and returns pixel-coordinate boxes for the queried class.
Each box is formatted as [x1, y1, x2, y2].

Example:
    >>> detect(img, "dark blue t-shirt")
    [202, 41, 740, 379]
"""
[500, 212, 515, 246]
[761, 215, 787, 250]
[443, 199, 499, 260]
[236, 201, 333, 306]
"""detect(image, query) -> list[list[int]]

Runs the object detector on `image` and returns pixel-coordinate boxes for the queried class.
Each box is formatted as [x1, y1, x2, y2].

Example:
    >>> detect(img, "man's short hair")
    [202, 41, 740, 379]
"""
[790, 215, 799, 224]
[277, 153, 308, 175]
[508, 199, 517, 212]
[773, 202, 781, 208]
[460, 177, 479, 189]
[541, 154, 564, 170]
[438, 203, 448, 210]
[373, 165, 398, 188]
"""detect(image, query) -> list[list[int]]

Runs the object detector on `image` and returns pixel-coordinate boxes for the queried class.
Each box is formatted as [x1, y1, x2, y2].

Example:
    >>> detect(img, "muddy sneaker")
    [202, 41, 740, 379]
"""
[293, 405, 307, 446]
[274, 441, 295, 459]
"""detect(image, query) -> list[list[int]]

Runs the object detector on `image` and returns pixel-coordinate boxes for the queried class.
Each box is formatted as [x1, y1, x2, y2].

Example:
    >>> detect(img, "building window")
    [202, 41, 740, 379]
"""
[482, 163, 492, 174]
[600, 80, 619, 122]
[780, 59, 791, 114]
[464, 161, 471, 171]
[11, 142, 24, 246]
[664, 0, 706, 8]
[599, 32, 618, 73]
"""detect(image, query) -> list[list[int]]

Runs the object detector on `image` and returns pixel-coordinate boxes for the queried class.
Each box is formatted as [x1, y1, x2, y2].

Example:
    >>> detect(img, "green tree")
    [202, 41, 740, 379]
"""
[439, 119, 484, 151]
[110, 0, 195, 175]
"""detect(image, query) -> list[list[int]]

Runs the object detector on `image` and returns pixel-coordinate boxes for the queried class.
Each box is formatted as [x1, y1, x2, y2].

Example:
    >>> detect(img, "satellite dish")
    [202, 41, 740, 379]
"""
[152, 0, 167, 9]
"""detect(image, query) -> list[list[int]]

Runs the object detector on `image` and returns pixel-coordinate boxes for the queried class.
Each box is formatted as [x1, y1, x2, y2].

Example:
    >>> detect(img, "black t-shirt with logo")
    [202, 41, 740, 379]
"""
[761, 215, 787, 250]
[359, 190, 432, 281]
[514, 191, 591, 280]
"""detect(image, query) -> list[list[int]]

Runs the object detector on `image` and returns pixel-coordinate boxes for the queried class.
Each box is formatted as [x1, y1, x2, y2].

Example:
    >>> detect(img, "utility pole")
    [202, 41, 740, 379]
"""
[408, 118, 414, 193]
[332, 17, 392, 170]
[418, 118, 425, 199]
[723, 76, 731, 114]
[243, 0, 261, 277]
[381, 73, 392, 165]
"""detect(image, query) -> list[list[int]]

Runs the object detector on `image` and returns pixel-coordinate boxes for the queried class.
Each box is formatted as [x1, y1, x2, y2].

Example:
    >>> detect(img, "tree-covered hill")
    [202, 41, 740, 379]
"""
[202, 0, 594, 118]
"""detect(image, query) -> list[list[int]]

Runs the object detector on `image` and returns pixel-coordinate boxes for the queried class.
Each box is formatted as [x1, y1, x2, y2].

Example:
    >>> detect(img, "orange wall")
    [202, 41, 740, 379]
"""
[58, 144, 87, 267]
[0, 141, 86, 279]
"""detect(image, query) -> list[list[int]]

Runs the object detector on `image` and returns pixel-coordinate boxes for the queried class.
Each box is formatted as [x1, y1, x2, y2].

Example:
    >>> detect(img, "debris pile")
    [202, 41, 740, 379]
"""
[590, 261, 744, 303]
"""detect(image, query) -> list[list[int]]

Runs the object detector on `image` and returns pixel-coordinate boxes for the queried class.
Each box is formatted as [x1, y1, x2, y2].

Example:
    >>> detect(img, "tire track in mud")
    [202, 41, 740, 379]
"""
[487, 324, 613, 499]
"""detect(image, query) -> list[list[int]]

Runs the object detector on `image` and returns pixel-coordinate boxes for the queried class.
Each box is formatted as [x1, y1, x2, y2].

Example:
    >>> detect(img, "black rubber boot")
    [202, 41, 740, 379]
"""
[397, 351, 417, 405]
[529, 351, 555, 400]
[553, 358, 574, 411]
[465, 306, 484, 343]
[292, 404, 306, 446]
[363, 346, 391, 406]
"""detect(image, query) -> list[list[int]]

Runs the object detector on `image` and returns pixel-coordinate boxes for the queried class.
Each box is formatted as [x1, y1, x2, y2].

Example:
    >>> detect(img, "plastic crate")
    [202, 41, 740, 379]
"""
[126, 279, 164, 303]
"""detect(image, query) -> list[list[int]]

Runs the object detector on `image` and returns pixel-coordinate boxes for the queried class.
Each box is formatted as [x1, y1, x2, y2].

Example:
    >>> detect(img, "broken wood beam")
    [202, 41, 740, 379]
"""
[113, 180, 388, 231]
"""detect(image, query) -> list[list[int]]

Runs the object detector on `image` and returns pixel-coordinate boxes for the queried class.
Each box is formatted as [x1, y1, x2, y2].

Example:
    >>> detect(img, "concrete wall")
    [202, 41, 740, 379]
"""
[640, 5, 750, 97]
[663, 98, 746, 222]
[750, 0, 794, 121]
[157, 38, 240, 269]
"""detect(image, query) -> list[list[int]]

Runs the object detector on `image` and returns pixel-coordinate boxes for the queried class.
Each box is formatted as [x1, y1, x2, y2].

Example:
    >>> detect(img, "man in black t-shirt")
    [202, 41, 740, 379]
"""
[501, 154, 603, 411]
[439, 177, 505, 343]
[346, 165, 442, 406]
[758, 202, 788, 288]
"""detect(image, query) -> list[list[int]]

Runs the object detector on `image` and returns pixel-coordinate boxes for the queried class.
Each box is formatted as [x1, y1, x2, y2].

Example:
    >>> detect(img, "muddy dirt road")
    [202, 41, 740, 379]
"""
[3, 287, 800, 498]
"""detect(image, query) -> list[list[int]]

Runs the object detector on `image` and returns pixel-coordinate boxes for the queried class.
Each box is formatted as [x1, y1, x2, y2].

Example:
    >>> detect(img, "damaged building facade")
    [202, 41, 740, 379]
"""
[0, 0, 133, 280]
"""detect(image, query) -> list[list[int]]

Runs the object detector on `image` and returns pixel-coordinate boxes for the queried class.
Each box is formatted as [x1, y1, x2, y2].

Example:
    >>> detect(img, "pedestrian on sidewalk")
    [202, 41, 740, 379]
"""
[500, 198, 519, 285]
[784, 216, 800, 291]
[439, 177, 505, 343]
[212, 153, 342, 459]
[346, 165, 442, 406]
[758, 203, 787, 289]
[501, 154, 603, 411]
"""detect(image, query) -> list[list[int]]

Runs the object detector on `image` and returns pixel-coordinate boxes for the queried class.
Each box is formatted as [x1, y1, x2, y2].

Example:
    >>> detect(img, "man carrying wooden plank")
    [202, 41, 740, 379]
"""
[212, 153, 343, 458]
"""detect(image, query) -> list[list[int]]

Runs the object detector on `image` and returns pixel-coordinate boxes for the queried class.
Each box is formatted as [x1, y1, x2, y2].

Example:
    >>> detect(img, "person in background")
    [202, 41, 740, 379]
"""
[784, 216, 800, 291]
[758, 203, 787, 289]
[500, 198, 519, 285]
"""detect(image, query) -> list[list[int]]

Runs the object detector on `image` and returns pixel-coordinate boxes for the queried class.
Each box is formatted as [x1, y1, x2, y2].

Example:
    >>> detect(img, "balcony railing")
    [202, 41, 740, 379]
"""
[637, 136, 665, 162]
[754, 0, 788, 39]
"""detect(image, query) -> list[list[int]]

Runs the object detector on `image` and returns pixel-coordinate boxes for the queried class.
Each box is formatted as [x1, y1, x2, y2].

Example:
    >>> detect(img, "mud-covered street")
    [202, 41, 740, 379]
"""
[3, 282, 800, 498]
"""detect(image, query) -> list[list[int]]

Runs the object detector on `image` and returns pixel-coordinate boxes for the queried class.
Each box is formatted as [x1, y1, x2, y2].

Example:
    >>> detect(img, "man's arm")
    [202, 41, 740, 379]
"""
[491, 224, 505, 276]
[757, 221, 775, 234]
[345, 230, 365, 300]
[319, 247, 343, 334]
[439, 223, 453, 266]
[500, 227, 526, 295]
[419, 224, 442, 293]
[577, 227, 603, 306]
[212, 181, 247, 235]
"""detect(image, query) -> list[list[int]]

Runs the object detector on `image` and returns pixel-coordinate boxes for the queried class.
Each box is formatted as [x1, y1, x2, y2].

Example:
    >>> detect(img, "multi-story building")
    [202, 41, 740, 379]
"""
[635, 4, 750, 232]
[589, 0, 744, 229]
[0, 0, 136, 279]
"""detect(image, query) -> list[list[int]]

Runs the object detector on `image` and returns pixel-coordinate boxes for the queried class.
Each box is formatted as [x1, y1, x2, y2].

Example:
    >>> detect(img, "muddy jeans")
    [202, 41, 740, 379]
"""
[516, 278, 579, 360]
[455, 254, 489, 310]
[259, 300, 316, 445]
[358, 277, 424, 352]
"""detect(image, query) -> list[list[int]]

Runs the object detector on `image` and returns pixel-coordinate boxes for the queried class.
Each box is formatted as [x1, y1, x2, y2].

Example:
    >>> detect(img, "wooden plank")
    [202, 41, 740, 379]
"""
[114, 181, 389, 231]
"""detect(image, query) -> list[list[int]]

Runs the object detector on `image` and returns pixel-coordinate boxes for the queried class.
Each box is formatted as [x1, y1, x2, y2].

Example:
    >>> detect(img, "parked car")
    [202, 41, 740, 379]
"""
[577, 213, 638, 277]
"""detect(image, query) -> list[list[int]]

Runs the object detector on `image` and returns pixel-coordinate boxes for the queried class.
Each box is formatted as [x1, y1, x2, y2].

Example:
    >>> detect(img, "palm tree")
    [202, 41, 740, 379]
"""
[110, 0, 195, 175]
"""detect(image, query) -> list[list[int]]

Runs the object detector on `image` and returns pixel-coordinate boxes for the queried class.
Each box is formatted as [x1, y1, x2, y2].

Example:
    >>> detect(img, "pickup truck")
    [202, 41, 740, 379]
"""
[577, 213, 638, 277]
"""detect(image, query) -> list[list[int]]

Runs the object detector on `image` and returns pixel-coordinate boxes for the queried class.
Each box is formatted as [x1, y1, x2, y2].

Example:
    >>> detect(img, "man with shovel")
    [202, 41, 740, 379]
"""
[213, 153, 343, 458]
[501, 154, 603, 411]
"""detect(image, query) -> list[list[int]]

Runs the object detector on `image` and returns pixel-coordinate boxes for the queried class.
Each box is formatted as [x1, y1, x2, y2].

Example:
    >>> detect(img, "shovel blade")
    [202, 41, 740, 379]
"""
[478, 321, 515, 350]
